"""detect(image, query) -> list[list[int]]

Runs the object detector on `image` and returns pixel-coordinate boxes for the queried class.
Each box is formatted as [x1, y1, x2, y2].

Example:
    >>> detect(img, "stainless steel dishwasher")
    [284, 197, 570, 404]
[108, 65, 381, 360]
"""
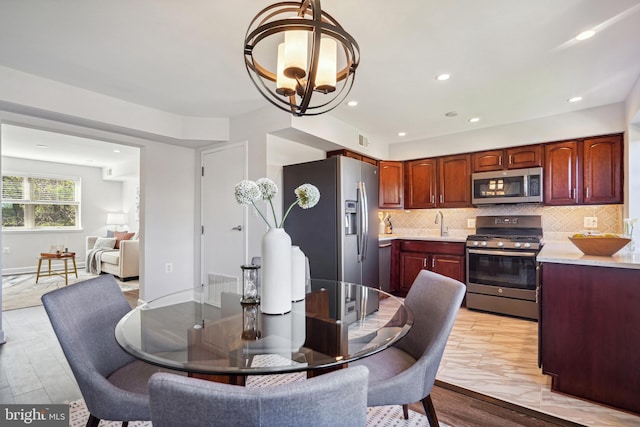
[379, 241, 392, 292]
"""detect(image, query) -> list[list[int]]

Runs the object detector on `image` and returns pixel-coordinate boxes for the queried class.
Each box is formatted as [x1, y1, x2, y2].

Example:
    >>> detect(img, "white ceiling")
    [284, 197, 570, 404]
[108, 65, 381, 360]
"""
[1, 0, 640, 164]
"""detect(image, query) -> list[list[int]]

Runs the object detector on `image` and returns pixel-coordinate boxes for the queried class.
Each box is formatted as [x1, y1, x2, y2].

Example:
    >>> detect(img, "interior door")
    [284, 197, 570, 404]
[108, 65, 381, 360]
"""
[201, 143, 246, 300]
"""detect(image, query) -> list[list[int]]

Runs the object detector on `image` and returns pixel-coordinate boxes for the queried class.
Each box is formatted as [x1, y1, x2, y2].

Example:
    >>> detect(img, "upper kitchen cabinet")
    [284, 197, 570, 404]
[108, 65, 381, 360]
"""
[472, 145, 542, 172]
[326, 149, 378, 166]
[404, 158, 437, 208]
[404, 154, 471, 209]
[544, 134, 623, 206]
[544, 140, 579, 205]
[438, 154, 472, 207]
[582, 135, 622, 204]
[378, 161, 404, 209]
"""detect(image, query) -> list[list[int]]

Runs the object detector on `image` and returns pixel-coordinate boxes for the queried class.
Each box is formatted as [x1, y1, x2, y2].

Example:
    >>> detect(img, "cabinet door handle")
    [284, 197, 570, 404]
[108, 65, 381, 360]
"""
[431, 195, 435, 204]
[571, 188, 576, 200]
[423, 258, 427, 268]
[509, 155, 513, 164]
[499, 156, 502, 166]
[439, 194, 443, 203]
[431, 258, 435, 268]
[585, 187, 589, 199]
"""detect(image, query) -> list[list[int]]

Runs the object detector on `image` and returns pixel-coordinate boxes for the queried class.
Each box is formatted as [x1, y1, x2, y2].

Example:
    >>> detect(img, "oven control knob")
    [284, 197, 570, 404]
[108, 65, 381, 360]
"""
[514, 242, 521, 248]
[473, 241, 479, 246]
[523, 242, 531, 248]
[481, 241, 488, 247]
[497, 241, 504, 247]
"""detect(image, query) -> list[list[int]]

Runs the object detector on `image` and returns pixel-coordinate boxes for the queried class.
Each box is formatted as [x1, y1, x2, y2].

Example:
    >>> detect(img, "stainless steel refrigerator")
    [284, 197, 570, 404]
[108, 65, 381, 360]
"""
[283, 156, 379, 321]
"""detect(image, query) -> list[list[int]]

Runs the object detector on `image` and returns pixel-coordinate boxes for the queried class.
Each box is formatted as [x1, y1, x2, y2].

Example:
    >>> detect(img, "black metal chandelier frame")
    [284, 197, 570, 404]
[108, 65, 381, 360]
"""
[244, 0, 360, 116]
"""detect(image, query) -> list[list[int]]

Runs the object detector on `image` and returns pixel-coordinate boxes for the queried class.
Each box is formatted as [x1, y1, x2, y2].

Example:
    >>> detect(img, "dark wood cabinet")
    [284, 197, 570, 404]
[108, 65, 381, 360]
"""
[472, 145, 542, 172]
[541, 262, 640, 414]
[404, 154, 471, 209]
[378, 161, 404, 209]
[544, 140, 579, 205]
[404, 158, 437, 209]
[544, 134, 622, 206]
[392, 240, 465, 297]
[582, 135, 622, 204]
[439, 154, 471, 207]
[326, 149, 378, 166]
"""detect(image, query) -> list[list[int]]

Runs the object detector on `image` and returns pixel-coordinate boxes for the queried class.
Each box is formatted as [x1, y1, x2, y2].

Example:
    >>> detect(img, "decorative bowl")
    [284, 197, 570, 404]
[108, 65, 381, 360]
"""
[568, 235, 631, 256]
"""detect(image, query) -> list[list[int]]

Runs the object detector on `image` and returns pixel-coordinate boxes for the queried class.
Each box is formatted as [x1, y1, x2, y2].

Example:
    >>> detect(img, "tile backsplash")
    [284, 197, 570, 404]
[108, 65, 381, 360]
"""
[380, 204, 623, 240]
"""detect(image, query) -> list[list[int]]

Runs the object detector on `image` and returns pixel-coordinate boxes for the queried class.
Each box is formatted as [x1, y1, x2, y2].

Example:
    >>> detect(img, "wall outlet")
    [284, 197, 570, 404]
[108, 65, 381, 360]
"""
[467, 218, 476, 229]
[584, 216, 598, 228]
[165, 262, 173, 273]
[3, 247, 9, 254]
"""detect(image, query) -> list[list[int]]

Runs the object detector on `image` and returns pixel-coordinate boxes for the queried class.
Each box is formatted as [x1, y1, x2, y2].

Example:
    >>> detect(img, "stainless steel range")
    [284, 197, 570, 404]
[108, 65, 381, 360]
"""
[466, 215, 543, 320]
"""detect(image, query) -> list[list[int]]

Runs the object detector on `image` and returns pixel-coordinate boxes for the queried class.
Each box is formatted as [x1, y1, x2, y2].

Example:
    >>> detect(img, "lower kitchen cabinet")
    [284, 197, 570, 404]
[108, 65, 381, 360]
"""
[540, 262, 640, 415]
[391, 240, 465, 298]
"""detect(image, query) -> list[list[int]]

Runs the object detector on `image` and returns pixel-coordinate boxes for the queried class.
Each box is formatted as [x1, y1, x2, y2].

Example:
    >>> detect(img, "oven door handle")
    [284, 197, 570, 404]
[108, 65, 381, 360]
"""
[467, 249, 538, 257]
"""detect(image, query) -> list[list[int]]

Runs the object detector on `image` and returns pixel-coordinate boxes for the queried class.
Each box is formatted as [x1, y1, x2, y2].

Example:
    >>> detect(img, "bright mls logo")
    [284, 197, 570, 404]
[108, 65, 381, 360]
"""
[1, 405, 68, 426]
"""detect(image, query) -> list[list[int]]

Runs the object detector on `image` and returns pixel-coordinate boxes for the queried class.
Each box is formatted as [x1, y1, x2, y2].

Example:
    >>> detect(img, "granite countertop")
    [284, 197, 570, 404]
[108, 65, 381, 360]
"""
[378, 230, 468, 243]
[538, 240, 640, 270]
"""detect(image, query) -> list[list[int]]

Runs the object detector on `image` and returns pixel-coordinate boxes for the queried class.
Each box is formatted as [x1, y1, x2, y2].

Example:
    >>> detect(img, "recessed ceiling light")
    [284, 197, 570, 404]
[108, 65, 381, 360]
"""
[568, 96, 583, 103]
[445, 111, 458, 117]
[397, 132, 407, 137]
[36, 144, 48, 149]
[435, 73, 451, 81]
[575, 30, 595, 41]
[346, 100, 358, 107]
[113, 149, 121, 153]
[469, 117, 480, 123]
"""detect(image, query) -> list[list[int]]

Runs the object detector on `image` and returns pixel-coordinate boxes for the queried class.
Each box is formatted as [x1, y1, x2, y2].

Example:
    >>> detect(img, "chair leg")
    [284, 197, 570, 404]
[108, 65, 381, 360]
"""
[122, 422, 129, 427]
[422, 394, 439, 427]
[86, 414, 100, 427]
[402, 404, 409, 419]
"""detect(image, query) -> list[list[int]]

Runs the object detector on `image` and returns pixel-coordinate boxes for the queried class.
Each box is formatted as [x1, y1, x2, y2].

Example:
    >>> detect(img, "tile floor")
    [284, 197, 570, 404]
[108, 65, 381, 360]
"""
[439, 308, 640, 427]
[1, 303, 640, 426]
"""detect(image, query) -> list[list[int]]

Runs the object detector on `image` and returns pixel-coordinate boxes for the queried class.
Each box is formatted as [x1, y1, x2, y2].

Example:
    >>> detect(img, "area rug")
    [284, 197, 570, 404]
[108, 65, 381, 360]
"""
[2, 271, 138, 311]
[68, 399, 440, 427]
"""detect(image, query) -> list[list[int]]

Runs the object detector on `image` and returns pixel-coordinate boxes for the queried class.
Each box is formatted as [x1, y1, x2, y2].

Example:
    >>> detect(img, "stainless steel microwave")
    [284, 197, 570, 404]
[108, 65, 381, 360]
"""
[471, 167, 543, 205]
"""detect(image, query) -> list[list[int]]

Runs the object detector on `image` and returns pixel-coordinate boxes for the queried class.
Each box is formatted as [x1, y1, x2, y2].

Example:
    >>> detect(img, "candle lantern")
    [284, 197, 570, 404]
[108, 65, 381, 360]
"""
[241, 264, 261, 304]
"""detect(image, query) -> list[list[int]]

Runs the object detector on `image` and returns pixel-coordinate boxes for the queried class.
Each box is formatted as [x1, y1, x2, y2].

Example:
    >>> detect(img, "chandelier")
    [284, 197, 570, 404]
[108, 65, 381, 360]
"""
[244, 0, 360, 117]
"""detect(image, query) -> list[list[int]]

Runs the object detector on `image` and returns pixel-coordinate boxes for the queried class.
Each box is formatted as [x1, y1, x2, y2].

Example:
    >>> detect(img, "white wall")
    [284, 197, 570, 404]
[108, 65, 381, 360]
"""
[388, 103, 626, 160]
[266, 135, 326, 224]
[1, 156, 124, 273]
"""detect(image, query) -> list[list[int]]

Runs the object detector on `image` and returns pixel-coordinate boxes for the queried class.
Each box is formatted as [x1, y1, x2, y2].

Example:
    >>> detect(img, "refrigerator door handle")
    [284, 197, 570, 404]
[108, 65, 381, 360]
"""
[357, 181, 369, 262]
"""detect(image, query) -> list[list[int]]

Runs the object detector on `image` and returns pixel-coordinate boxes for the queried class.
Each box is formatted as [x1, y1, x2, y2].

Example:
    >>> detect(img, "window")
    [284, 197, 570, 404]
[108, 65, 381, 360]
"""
[2, 173, 81, 230]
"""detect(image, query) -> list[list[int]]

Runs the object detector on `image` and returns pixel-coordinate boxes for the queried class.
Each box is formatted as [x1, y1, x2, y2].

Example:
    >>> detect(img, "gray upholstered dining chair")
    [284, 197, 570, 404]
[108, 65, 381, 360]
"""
[351, 269, 465, 427]
[41, 274, 182, 427]
[148, 365, 369, 427]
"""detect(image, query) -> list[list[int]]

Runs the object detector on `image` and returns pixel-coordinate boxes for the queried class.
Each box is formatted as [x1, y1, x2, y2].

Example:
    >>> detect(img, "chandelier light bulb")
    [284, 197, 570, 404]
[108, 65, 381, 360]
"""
[284, 30, 308, 79]
[276, 43, 297, 96]
[315, 37, 337, 92]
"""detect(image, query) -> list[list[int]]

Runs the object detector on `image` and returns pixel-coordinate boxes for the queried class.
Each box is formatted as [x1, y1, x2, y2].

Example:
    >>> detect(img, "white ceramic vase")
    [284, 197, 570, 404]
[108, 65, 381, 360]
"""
[260, 228, 292, 314]
[291, 245, 306, 302]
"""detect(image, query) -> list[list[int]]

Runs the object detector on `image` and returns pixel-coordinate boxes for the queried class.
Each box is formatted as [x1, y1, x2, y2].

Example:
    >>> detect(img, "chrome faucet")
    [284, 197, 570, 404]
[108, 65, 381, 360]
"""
[435, 210, 448, 236]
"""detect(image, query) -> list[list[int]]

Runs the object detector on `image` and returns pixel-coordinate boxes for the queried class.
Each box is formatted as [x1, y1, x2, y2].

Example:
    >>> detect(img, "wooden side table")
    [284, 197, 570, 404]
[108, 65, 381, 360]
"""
[36, 252, 78, 286]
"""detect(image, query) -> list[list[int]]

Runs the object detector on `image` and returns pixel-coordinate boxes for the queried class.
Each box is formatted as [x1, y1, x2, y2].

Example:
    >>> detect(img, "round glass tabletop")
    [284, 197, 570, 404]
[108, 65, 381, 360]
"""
[115, 279, 413, 376]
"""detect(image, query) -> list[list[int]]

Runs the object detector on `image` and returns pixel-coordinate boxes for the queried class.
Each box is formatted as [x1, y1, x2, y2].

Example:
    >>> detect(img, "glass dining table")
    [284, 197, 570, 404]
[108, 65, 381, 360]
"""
[115, 279, 413, 385]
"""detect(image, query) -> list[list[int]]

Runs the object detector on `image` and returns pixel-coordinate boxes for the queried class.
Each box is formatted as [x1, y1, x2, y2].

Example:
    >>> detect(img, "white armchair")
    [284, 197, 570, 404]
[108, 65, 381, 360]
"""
[86, 236, 139, 280]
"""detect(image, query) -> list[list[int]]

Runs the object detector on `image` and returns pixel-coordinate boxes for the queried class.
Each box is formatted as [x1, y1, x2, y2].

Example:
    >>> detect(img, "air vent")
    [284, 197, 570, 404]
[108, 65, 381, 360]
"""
[107, 168, 113, 176]
[358, 134, 369, 148]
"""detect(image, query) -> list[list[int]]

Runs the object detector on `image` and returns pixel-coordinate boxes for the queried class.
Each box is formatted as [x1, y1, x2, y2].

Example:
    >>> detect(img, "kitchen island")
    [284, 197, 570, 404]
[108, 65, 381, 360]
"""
[538, 241, 640, 415]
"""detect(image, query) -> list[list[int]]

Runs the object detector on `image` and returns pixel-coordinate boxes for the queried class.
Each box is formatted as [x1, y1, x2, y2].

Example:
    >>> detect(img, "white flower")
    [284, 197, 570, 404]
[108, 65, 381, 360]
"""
[256, 178, 278, 200]
[234, 178, 320, 229]
[280, 183, 321, 227]
[294, 184, 320, 209]
[234, 180, 261, 205]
